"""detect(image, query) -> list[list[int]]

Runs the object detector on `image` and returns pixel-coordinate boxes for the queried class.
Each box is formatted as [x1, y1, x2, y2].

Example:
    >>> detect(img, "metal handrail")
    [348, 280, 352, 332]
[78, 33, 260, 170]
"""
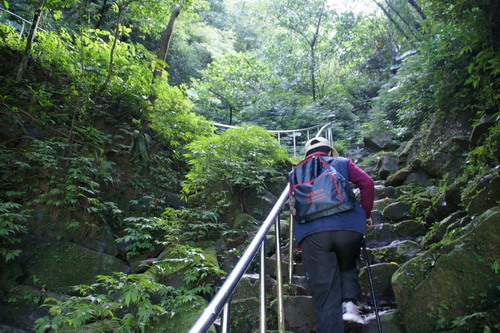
[212, 121, 333, 156]
[188, 184, 291, 333]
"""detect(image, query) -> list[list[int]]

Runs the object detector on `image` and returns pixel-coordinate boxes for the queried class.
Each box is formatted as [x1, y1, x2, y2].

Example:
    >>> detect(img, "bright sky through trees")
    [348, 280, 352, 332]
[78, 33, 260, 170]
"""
[327, 0, 378, 14]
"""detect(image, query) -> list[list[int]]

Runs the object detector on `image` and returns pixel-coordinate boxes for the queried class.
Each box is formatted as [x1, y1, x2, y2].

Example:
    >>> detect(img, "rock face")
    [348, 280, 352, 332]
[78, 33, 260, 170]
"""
[392, 208, 499, 333]
[21, 240, 129, 293]
[462, 173, 500, 216]
[376, 153, 399, 180]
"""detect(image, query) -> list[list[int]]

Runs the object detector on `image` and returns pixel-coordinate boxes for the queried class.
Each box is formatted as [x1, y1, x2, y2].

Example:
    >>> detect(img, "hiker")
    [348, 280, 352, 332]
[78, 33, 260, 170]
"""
[288, 137, 374, 333]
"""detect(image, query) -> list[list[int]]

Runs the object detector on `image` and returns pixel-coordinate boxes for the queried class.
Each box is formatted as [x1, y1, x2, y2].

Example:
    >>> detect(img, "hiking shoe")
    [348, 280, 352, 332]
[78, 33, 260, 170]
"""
[342, 301, 365, 325]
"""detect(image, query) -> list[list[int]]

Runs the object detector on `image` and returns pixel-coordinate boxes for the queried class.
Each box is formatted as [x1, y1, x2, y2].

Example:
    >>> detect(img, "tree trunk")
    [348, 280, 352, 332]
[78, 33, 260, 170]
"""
[154, 4, 182, 79]
[95, 0, 111, 29]
[407, 0, 427, 20]
[372, 0, 415, 46]
[384, 0, 419, 39]
[309, 1, 325, 102]
[96, 2, 129, 95]
[16, 6, 44, 82]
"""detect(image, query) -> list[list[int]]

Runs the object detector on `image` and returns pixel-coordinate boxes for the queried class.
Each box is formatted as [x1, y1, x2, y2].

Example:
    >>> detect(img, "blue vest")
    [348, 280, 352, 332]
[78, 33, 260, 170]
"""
[289, 155, 366, 248]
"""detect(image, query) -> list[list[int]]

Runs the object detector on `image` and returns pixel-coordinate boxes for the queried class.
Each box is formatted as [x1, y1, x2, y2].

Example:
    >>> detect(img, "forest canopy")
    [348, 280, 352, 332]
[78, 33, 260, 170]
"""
[0, 0, 498, 331]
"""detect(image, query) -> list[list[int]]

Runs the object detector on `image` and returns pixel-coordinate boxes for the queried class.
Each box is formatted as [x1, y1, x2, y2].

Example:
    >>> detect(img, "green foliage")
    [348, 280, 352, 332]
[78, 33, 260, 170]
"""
[190, 52, 271, 124]
[460, 122, 500, 182]
[0, 200, 29, 262]
[153, 243, 224, 293]
[34, 272, 169, 333]
[182, 125, 288, 211]
[115, 217, 163, 258]
[369, 0, 499, 133]
[148, 80, 211, 149]
[34, 242, 223, 332]
[161, 207, 224, 242]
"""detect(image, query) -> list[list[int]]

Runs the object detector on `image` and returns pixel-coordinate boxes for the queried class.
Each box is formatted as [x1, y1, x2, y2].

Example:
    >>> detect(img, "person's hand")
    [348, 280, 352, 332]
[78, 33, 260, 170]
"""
[366, 217, 373, 227]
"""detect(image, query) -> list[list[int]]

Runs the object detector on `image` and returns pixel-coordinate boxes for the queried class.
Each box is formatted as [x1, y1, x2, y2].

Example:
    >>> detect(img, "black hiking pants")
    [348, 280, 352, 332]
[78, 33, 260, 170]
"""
[301, 230, 363, 333]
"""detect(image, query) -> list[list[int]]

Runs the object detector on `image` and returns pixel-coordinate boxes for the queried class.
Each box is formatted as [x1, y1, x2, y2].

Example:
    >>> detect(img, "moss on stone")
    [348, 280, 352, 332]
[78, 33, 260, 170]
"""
[22, 241, 129, 293]
[392, 208, 500, 332]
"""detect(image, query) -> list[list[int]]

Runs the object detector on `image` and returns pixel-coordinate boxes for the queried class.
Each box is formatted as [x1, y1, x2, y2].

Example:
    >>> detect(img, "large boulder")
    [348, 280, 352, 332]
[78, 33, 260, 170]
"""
[280, 295, 316, 332]
[403, 170, 431, 187]
[230, 297, 260, 332]
[373, 198, 395, 212]
[462, 172, 500, 216]
[382, 202, 412, 222]
[0, 285, 51, 331]
[151, 242, 220, 289]
[370, 240, 421, 265]
[363, 133, 398, 152]
[374, 185, 398, 200]
[241, 188, 277, 220]
[376, 153, 399, 180]
[21, 240, 129, 293]
[420, 211, 467, 249]
[420, 136, 469, 181]
[385, 167, 415, 187]
[392, 207, 500, 333]
[364, 310, 404, 333]
[470, 114, 499, 145]
[366, 220, 427, 247]
[359, 263, 399, 298]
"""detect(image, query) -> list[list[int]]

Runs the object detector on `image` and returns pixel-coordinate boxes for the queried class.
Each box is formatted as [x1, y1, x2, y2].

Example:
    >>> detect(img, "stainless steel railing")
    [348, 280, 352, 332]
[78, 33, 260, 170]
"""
[188, 184, 293, 333]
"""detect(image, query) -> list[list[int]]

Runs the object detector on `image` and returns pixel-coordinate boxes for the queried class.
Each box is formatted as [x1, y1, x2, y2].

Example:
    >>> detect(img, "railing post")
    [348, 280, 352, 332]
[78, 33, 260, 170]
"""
[288, 215, 294, 283]
[293, 133, 297, 156]
[189, 186, 290, 333]
[260, 240, 267, 332]
[275, 216, 286, 333]
[221, 302, 230, 333]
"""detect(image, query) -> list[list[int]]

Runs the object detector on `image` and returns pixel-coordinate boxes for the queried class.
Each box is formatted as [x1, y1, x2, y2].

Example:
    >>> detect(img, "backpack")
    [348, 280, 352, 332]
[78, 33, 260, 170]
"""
[289, 153, 356, 224]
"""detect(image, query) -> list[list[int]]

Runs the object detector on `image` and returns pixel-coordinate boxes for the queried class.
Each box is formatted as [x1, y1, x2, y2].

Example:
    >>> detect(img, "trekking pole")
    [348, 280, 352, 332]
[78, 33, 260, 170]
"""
[362, 237, 383, 333]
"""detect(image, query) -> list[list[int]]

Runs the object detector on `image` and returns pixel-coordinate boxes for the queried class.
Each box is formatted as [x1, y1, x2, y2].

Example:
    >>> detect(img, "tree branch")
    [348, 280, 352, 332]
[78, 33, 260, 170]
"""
[407, 0, 427, 21]
[384, 0, 420, 39]
[372, 0, 415, 47]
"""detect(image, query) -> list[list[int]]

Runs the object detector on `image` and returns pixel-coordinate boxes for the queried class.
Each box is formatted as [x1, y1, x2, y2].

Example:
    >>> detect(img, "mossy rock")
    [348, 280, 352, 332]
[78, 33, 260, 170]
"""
[146, 295, 216, 333]
[241, 188, 277, 219]
[420, 211, 466, 249]
[359, 263, 399, 298]
[374, 185, 399, 200]
[59, 320, 119, 332]
[0, 285, 48, 331]
[382, 202, 412, 222]
[233, 275, 274, 300]
[230, 297, 260, 333]
[370, 240, 421, 265]
[376, 152, 399, 180]
[392, 207, 500, 332]
[365, 309, 404, 333]
[152, 242, 220, 288]
[385, 167, 414, 187]
[366, 220, 426, 246]
[22, 240, 129, 293]
[281, 295, 315, 333]
[233, 212, 258, 230]
[373, 198, 395, 212]
[462, 173, 500, 216]
[0, 325, 30, 333]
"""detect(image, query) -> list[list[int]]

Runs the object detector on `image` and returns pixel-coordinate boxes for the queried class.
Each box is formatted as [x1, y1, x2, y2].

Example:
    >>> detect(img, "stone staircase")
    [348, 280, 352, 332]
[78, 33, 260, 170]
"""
[226, 181, 420, 332]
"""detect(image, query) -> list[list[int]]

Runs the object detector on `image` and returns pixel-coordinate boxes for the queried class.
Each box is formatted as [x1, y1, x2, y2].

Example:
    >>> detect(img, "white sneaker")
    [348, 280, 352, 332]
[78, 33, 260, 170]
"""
[342, 301, 365, 325]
